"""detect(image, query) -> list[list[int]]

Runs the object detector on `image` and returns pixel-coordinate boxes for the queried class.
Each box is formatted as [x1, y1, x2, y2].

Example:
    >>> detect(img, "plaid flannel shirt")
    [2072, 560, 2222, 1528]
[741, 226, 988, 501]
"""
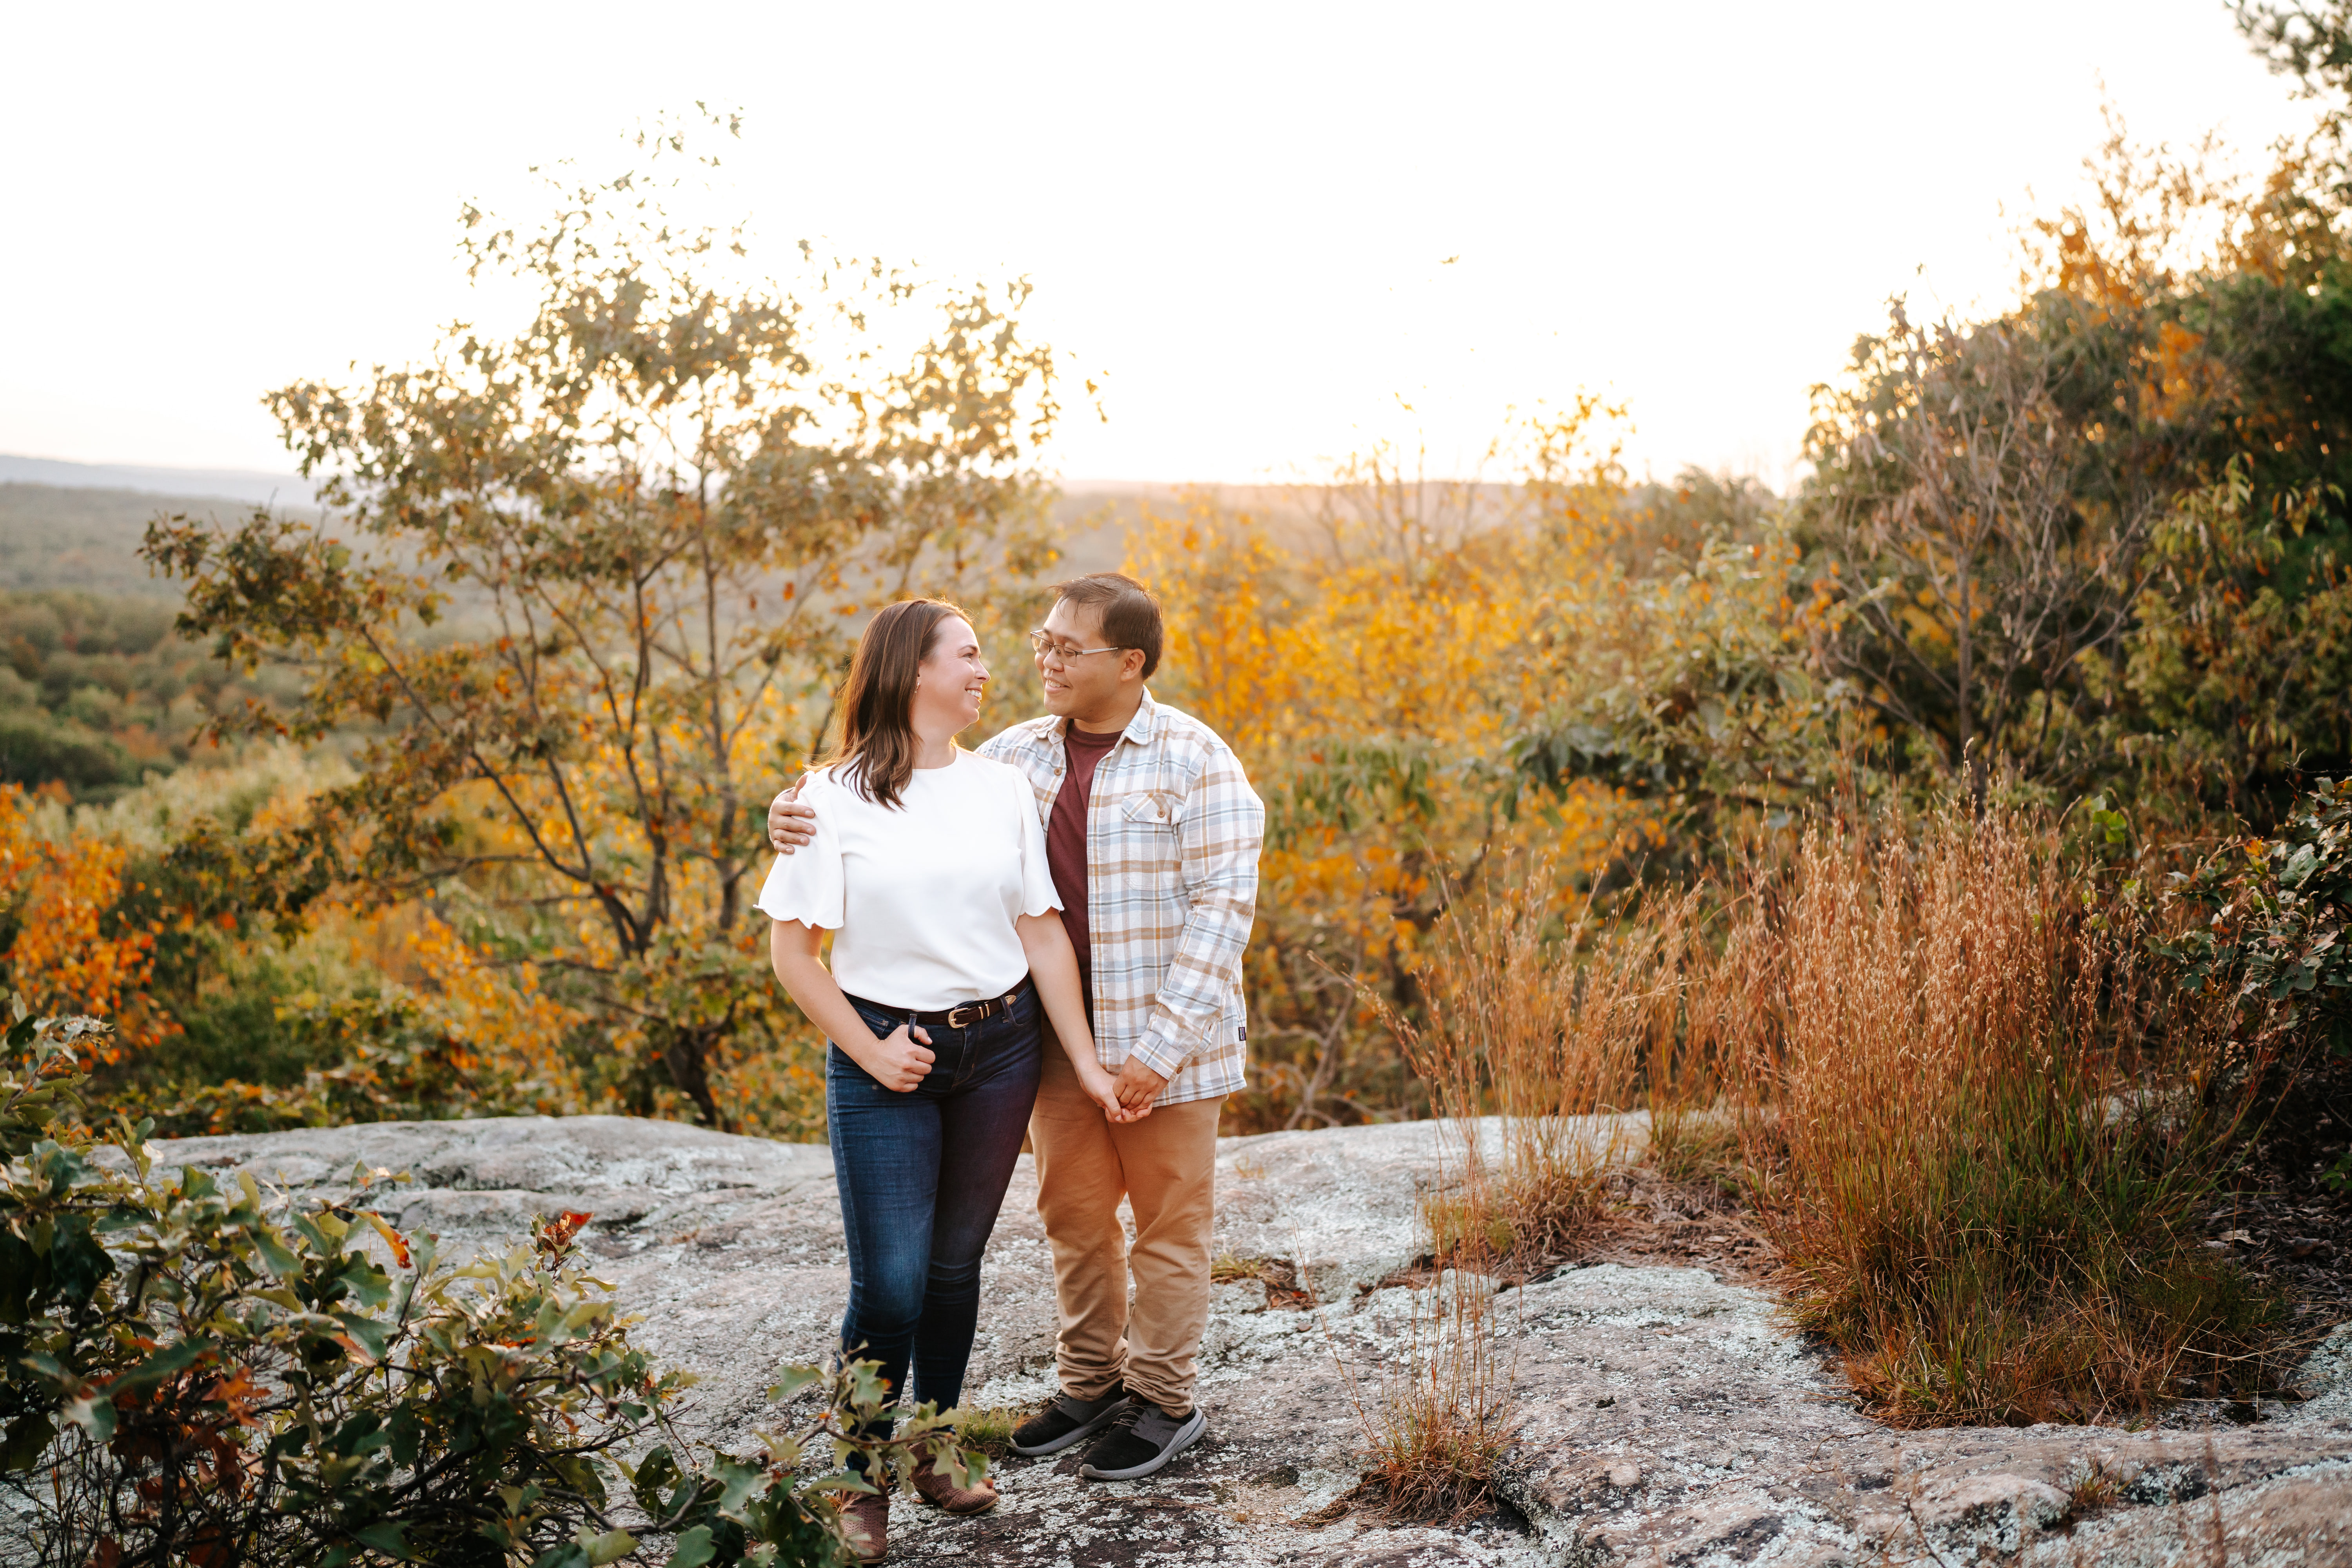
[978, 690, 1263, 1107]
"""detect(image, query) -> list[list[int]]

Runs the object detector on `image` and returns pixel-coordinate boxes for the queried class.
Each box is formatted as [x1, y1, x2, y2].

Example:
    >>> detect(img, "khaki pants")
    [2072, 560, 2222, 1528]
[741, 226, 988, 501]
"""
[1030, 1027, 1221, 1417]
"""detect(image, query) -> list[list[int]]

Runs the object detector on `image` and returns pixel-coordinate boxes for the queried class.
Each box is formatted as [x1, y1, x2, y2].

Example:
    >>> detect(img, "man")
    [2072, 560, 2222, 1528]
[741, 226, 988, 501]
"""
[766, 572, 1264, 1483]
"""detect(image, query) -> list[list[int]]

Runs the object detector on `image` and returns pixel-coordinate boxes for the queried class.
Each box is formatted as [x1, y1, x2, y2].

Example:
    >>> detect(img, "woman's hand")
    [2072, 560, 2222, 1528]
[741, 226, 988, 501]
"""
[1076, 1062, 1134, 1122]
[770, 921, 935, 1091]
[1016, 911, 1136, 1120]
[858, 1022, 935, 1093]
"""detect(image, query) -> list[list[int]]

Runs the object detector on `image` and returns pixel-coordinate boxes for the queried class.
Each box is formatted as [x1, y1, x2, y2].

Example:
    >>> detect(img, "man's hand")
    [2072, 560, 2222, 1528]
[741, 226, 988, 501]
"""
[768, 776, 817, 853]
[1113, 1056, 1167, 1117]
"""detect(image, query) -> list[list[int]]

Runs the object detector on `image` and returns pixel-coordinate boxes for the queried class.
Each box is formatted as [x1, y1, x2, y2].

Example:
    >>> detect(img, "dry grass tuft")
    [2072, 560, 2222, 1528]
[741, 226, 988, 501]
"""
[1726, 808, 2281, 1426]
[1327, 1089, 1518, 1525]
[1209, 1250, 1265, 1283]
[2065, 1457, 2122, 1516]
[1390, 864, 1670, 1268]
[1353, 805, 2283, 1451]
[1341, 1250, 1516, 1523]
[1210, 1252, 1318, 1308]
[1334, 861, 1666, 1523]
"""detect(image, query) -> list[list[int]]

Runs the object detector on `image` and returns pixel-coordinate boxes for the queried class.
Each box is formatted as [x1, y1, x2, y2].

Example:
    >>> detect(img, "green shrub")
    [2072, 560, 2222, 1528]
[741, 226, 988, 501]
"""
[107, 990, 583, 1139]
[2159, 776, 2352, 1058]
[0, 710, 138, 796]
[0, 1002, 981, 1566]
[2156, 775, 2352, 1191]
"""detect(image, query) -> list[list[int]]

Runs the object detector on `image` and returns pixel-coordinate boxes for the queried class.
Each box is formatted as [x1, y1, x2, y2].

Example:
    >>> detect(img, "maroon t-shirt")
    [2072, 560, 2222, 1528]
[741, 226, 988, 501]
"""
[1047, 722, 1122, 1011]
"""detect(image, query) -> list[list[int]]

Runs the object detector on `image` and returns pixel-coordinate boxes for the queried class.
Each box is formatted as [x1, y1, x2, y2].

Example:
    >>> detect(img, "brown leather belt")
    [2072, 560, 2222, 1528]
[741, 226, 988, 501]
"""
[844, 978, 1032, 1031]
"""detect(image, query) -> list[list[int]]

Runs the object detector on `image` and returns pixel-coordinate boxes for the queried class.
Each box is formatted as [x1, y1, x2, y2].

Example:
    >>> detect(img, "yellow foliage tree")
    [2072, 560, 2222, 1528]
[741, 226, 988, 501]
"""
[1127, 430, 1632, 1131]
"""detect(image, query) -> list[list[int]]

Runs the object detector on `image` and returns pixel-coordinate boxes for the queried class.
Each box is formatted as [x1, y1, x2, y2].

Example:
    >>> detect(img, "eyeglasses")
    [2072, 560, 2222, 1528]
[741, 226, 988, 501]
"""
[1028, 629, 1128, 664]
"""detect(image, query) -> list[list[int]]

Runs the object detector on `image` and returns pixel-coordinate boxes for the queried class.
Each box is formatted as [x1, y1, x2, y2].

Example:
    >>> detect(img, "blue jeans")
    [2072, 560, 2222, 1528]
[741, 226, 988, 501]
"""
[826, 984, 1042, 1451]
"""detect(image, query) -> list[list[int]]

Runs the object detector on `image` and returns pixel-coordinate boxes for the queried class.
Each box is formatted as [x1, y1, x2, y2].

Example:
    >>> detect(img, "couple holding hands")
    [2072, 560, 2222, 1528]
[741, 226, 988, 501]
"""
[757, 573, 1263, 1561]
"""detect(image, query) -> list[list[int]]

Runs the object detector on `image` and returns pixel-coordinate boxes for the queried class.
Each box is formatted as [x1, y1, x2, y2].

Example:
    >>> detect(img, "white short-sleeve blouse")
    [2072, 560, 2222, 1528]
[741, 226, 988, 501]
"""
[755, 748, 1060, 1012]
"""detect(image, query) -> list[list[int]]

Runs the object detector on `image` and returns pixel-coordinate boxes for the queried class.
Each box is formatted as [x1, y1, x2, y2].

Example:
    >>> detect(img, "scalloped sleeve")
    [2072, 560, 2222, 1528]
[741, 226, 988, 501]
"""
[755, 776, 846, 929]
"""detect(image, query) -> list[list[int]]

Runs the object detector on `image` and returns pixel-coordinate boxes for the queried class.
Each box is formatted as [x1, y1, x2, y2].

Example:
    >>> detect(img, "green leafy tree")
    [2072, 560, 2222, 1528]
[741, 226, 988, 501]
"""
[1799, 300, 2175, 807]
[143, 113, 1064, 1123]
[2238, 1, 2352, 205]
[1513, 475, 1857, 854]
[2108, 459, 2352, 810]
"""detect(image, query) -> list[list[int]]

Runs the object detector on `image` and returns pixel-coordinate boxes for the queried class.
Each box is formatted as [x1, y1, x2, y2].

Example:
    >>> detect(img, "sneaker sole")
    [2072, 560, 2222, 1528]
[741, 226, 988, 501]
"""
[1078, 1407, 1207, 1481]
[1009, 1396, 1133, 1457]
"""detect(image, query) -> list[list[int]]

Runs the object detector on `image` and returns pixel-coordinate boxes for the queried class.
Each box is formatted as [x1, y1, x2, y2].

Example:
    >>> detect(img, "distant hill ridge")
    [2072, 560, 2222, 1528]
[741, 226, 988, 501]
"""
[0, 483, 267, 599]
[0, 453, 1411, 599]
[0, 454, 319, 508]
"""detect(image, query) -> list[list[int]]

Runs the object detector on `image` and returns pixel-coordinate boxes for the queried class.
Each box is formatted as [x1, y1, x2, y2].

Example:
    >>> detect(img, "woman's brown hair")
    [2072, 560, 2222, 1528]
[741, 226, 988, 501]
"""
[825, 597, 967, 809]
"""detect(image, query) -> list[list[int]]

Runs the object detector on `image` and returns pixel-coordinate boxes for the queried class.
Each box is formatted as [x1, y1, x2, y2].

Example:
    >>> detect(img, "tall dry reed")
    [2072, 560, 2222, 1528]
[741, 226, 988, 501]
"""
[1637, 885, 1759, 1188]
[1335, 864, 1670, 1521]
[1728, 808, 2276, 1425]
[1390, 866, 1671, 1265]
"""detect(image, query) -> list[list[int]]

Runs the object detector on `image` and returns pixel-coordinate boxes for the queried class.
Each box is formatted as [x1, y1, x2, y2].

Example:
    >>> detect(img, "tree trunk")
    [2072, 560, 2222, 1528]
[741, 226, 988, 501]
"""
[663, 1031, 726, 1129]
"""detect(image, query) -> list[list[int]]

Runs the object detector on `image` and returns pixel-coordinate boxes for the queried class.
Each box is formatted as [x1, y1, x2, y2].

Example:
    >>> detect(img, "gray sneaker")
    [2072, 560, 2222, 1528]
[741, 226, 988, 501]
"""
[1009, 1383, 1132, 1457]
[1077, 1402, 1207, 1481]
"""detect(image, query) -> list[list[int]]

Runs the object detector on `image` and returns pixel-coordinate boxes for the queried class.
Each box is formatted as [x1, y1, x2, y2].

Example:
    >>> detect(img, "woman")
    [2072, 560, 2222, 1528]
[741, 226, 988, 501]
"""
[760, 597, 1123, 1563]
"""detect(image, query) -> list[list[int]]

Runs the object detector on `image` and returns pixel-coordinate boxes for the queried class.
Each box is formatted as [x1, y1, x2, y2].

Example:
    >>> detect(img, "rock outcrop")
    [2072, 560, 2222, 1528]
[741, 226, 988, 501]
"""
[38, 1116, 2352, 1565]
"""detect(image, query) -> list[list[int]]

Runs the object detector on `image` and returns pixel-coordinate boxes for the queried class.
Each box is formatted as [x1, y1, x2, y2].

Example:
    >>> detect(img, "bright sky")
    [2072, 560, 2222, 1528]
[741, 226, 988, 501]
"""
[2, 2, 2323, 489]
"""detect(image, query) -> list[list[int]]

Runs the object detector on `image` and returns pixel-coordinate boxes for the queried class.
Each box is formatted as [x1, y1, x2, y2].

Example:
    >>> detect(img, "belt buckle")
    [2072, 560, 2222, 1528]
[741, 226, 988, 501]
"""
[946, 1002, 980, 1029]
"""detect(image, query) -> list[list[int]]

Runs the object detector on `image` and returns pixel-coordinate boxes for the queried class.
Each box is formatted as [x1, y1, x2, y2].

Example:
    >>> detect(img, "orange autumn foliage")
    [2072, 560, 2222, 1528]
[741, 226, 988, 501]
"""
[1128, 488, 1626, 1131]
[404, 905, 584, 1102]
[0, 783, 171, 1061]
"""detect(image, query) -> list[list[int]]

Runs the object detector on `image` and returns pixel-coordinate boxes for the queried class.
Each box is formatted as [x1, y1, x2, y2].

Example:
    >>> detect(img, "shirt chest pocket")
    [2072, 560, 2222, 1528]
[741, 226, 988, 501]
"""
[1112, 790, 1181, 835]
